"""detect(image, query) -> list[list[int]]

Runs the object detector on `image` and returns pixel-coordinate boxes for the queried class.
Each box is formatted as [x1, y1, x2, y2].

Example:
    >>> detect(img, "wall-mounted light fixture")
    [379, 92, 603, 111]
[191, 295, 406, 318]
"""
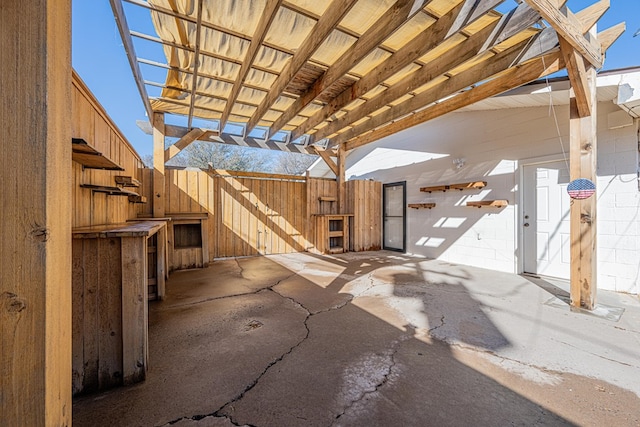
[453, 158, 465, 169]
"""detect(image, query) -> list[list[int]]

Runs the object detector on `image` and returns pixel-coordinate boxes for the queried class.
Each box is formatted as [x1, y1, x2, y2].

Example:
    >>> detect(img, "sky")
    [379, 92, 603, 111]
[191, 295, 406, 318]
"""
[72, 0, 640, 159]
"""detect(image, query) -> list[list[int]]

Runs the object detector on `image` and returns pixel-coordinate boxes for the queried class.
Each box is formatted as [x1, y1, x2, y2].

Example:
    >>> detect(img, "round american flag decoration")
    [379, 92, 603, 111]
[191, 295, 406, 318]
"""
[567, 178, 596, 200]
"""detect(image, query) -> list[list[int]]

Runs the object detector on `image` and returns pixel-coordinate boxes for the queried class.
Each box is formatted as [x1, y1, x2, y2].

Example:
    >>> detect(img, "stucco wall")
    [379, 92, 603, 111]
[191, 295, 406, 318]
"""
[349, 101, 639, 294]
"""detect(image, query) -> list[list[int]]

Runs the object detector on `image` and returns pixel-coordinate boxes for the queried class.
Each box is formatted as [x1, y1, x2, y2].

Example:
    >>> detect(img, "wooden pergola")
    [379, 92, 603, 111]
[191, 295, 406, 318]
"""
[0, 0, 624, 424]
[112, 0, 622, 310]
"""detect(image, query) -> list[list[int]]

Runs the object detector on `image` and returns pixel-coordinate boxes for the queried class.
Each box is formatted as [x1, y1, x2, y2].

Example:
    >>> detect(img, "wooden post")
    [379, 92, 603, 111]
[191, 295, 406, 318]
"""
[568, 52, 598, 310]
[337, 146, 346, 214]
[0, 0, 72, 424]
[121, 237, 149, 385]
[156, 225, 166, 300]
[153, 112, 166, 218]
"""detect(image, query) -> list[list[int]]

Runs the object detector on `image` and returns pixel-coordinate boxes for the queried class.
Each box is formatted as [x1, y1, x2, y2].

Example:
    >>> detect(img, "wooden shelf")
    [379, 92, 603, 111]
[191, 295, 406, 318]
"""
[80, 184, 138, 197]
[72, 138, 124, 171]
[318, 196, 337, 202]
[128, 195, 147, 204]
[115, 175, 141, 187]
[420, 181, 486, 193]
[408, 203, 436, 209]
[466, 200, 508, 208]
[314, 214, 351, 254]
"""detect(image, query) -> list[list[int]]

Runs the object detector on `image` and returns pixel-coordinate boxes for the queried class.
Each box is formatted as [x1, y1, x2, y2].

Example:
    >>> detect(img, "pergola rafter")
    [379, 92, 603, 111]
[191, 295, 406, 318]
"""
[110, 0, 622, 158]
[259, 0, 434, 139]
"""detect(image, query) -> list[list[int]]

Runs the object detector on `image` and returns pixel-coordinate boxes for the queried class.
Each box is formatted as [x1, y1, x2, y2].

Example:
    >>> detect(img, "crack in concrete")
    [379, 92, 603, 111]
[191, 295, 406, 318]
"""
[164, 271, 300, 310]
[331, 333, 413, 426]
[331, 351, 397, 426]
[428, 315, 446, 335]
[164, 413, 251, 427]
[163, 260, 377, 426]
[214, 286, 312, 425]
[234, 258, 245, 277]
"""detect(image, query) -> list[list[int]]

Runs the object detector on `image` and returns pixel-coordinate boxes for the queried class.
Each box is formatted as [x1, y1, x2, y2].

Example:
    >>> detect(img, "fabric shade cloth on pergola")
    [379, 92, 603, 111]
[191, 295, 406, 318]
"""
[112, 0, 622, 152]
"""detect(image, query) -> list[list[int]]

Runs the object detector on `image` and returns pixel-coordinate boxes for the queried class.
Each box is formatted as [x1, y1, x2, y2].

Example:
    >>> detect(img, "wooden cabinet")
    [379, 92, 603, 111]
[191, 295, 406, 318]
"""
[71, 221, 167, 395]
[314, 214, 353, 254]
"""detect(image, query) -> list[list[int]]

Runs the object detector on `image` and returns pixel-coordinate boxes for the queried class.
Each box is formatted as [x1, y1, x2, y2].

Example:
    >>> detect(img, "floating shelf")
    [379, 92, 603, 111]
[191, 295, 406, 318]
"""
[466, 200, 508, 208]
[420, 181, 486, 193]
[72, 138, 124, 171]
[128, 195, 147, 204]
[408, 203, 436, 209]
[318, 196, 337, 202]
[115, 176, 141, 188]
[80, 184, 138, 197]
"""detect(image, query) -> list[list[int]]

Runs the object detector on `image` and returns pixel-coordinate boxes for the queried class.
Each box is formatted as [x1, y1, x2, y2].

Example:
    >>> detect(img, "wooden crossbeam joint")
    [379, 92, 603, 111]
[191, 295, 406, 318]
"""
[314, 147, 339, 176]
[559, 37, 592, 118]
[523, 0, 603, 67]
[164, 128, 206, 162]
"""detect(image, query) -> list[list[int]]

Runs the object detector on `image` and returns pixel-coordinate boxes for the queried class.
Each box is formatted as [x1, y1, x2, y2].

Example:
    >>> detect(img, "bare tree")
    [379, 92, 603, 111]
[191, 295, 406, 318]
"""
[184, 141, 271, 172]
[274, 152, 317, 175]
[141, 154, 154, 169]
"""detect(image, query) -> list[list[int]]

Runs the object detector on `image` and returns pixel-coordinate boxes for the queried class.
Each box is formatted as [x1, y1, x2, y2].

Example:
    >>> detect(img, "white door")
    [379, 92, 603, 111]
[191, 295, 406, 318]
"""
[523, 161, 571, 279]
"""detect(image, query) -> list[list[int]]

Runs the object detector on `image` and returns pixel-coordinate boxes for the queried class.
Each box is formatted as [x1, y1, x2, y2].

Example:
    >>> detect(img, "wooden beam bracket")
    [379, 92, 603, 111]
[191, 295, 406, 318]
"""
[314, 147, 339, 176]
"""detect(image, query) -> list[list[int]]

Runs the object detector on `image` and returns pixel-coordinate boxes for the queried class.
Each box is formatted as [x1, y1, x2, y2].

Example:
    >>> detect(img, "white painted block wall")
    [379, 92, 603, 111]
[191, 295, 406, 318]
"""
[348, 101, 639, 294]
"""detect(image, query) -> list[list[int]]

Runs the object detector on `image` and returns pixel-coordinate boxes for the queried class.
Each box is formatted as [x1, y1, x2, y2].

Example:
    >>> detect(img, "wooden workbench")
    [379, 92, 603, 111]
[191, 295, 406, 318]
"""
[71, 221, 167, 394]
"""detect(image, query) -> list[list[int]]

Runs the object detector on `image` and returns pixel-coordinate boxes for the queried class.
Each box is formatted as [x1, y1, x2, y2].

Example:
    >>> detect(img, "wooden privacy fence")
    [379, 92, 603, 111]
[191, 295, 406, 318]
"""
[164, 168, 382, 269]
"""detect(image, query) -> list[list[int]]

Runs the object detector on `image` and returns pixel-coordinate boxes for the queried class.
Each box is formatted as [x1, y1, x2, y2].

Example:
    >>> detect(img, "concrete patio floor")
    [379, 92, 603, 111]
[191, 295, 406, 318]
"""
[73, 251, 640, 426]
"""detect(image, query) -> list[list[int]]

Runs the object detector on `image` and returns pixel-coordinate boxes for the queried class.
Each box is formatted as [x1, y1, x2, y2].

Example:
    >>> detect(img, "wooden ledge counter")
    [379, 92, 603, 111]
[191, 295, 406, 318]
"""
[72, 220, 167, 239]
[71, 220, 167, 395]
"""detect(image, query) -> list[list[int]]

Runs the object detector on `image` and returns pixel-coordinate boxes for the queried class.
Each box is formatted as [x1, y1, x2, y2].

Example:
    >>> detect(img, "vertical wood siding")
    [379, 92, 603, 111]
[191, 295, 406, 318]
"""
[71, 72, 150, 227]
[345, 180, 382, 251]
[165, 169, 312, 265]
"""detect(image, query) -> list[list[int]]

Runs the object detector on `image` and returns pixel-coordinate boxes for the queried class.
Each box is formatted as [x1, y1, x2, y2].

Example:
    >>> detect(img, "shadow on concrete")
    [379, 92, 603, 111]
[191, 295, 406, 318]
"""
[73, 252, 575, 426]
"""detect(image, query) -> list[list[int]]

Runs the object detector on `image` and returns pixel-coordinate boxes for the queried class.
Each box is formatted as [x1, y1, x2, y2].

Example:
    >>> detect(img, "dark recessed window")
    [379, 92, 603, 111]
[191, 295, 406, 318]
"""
[174, 223, 202, 249]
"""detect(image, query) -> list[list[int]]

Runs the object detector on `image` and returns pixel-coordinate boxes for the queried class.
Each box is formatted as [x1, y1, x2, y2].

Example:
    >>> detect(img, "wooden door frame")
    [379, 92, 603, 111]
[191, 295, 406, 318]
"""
[382, 181, 406, 252]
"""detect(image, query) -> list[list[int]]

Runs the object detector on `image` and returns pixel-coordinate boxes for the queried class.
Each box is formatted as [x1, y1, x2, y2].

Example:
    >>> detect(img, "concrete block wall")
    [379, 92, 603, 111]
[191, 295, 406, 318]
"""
[595, 120, 640, 294]
[349, 101, 639, 295]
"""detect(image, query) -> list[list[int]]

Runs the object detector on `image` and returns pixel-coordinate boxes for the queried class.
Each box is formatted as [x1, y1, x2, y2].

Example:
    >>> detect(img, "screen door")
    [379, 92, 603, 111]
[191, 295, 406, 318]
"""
[383, 182, 406, 252]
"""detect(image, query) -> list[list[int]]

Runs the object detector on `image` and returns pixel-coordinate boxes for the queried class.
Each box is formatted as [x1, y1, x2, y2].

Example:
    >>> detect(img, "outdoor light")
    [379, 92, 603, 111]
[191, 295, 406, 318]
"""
[453, 158, 465, 169]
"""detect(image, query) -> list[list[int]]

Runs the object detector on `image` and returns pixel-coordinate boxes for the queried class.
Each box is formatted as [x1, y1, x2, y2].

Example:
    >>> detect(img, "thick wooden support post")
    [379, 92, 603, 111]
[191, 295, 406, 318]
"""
[569, 60, 597, 310]
[153, 112, 166, 217]
[0, 0, 72, 424]
[121, 237, 149, 384]
[337, 146, 346, 214]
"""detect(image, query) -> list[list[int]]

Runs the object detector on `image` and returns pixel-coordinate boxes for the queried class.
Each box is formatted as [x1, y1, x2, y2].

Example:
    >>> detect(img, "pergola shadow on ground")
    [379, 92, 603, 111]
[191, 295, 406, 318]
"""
[73, 252, 640, 427]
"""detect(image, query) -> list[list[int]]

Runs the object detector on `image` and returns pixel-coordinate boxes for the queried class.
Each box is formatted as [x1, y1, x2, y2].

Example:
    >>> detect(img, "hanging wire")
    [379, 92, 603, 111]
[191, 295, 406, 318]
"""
[538, 34, 571, 174]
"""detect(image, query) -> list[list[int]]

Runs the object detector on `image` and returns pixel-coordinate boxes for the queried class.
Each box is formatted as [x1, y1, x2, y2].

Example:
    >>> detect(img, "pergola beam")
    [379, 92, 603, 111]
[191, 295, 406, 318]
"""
[186, 0, 204, 130]
[245, 0, 360, 133]
[560, 37, 592, 118]
[290, 0, 512, 141]
[315, 4, 540, 143]
[332, 28, 560, 147]
[345, 50, 565, 150]
[574, 0, 609, 34]
[218, 0, 284, 132]
[523, 0, 603, 67]
[110, 0, 153, 117]
[265, 0, 433, 139]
